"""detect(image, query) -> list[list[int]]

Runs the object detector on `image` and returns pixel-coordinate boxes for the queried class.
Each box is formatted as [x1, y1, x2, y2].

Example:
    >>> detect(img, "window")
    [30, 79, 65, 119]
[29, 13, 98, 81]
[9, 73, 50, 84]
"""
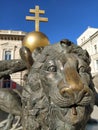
[81, 36, 85, 43]
[3, 75, 11, 88]
[94, 44, 97, 54]
[96, 60, 98, 70]
[4, 51, 11, 60]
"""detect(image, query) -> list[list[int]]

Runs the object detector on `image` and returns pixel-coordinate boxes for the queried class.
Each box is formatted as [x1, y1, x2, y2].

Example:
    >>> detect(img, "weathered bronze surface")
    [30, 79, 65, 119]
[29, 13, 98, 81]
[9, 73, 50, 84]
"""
[0, 39, 98, 130]
[21, 39, 96, 130]
[0, 59, 26, 78]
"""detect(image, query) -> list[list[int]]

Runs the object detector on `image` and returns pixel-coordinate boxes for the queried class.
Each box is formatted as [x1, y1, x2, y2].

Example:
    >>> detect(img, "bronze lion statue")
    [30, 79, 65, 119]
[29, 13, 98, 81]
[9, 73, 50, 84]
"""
[0, 39, 97, 130]
[20, 39, 96, 130]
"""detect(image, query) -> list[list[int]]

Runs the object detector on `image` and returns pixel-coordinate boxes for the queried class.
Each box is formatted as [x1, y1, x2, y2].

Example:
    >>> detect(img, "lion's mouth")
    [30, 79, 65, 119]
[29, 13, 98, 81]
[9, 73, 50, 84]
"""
[64, 104, 87, 125]
[50, 86, 94, 108]
[50, 88, 93, 124]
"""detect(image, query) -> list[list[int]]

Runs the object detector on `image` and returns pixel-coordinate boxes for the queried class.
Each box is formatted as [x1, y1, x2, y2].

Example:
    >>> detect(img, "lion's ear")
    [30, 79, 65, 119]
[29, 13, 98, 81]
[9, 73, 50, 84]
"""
[60, 39, 72, 47]
[19, 46, 34, 71]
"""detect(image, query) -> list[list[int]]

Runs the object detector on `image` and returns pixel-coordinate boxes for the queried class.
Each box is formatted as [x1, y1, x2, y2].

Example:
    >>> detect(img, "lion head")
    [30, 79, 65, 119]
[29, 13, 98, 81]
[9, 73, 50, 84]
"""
[21, 39, 95, 130]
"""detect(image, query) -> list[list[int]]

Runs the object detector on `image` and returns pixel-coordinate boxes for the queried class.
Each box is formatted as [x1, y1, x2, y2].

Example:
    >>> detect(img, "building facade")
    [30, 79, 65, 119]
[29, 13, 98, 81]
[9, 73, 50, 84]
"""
[0, 30, 26, 88]
[77, 27, 98, 76]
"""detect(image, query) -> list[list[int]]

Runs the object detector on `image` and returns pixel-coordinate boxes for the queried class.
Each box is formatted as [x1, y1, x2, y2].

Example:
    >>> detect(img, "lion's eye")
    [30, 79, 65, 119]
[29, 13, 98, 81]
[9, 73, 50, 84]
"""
[79, 66, 87, 73]
[47, 65, 57, 72]
[80, 67, 85, 72]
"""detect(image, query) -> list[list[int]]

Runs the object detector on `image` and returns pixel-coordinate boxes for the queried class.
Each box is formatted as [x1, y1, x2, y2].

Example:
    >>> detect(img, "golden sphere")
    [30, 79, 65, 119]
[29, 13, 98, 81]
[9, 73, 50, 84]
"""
[22, 31, 50, 52]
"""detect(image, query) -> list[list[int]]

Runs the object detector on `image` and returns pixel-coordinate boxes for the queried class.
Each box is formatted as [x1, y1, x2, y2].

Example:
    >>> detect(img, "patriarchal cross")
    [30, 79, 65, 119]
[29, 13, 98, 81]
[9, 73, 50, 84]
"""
[26, 5, 48, 31]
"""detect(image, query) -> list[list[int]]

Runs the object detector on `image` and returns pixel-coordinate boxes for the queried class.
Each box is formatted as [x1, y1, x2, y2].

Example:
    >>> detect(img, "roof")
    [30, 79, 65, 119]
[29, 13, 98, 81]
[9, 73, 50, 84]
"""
[77, 27, 98, 45]
[0, 30, 27, 36]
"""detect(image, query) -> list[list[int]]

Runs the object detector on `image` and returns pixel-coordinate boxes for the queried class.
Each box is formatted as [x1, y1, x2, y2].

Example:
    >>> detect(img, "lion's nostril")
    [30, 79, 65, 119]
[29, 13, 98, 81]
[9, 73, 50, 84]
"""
[77, 88, 91, 103]
[60, 87, 74, 98]
[84, 91, 89, 96]
[83, 89, 91, 98]
[60, 88, 66, 95]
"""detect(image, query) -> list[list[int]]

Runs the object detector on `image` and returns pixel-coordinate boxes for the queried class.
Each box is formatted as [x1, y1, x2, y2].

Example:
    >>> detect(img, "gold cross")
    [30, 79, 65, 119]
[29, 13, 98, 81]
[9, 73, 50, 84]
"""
[26, 5, 48, 31]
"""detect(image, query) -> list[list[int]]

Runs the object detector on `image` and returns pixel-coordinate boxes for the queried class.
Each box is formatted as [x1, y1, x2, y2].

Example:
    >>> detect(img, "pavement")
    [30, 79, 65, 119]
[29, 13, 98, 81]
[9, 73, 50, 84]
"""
[86, 125, 98, 130]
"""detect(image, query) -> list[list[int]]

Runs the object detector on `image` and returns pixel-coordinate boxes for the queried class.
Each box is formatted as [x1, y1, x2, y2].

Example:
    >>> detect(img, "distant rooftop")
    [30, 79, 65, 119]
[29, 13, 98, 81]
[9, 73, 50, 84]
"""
[0, 30, 27, 35]
[77, 27, 98, 45]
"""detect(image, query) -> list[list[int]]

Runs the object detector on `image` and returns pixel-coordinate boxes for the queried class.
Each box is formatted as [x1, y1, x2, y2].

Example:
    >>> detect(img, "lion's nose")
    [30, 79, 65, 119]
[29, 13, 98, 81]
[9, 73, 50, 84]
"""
[59, 74, 85, 98]
[60, 85, 91, 103]
[60, 86, 83, 97]
[59, 61, 85, 98]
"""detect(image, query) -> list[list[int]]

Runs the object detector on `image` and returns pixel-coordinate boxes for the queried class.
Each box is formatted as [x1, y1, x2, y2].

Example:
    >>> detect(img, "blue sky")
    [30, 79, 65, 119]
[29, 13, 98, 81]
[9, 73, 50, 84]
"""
[0, 0, 98, 44]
